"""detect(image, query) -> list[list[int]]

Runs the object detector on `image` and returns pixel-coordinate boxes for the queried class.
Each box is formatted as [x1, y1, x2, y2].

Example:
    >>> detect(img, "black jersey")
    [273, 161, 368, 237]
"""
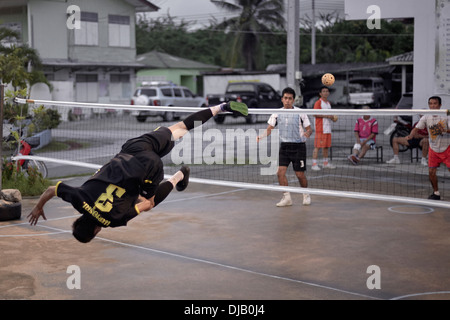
[56, 127, 173, 228]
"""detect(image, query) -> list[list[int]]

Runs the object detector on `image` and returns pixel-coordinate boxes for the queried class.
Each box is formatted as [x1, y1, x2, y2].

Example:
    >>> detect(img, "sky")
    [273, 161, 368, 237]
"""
[145, 0, 345, 30]
[145, 0, 238, 29]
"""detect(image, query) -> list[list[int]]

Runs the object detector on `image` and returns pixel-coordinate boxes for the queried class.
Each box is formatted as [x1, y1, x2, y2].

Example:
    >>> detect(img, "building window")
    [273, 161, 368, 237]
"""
[108, 15, 130, 47]
[110, 74, 131, 100]
[76, 74, 98, 102]
[74, 12, 98, 46]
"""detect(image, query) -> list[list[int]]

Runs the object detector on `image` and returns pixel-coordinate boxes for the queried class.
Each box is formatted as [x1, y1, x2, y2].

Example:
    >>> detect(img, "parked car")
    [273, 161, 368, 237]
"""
[207, 81, 282, 124]
[131, 82, 208, 122]
[348, 77, 390, 108]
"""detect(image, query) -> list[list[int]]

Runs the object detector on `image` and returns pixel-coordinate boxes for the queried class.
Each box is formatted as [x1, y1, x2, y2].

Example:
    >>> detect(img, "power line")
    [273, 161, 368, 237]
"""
[203, 28, 413, 37]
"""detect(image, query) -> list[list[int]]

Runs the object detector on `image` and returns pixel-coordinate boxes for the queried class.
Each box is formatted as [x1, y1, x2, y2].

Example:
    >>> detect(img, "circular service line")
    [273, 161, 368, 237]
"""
[388, 205, 434, 215]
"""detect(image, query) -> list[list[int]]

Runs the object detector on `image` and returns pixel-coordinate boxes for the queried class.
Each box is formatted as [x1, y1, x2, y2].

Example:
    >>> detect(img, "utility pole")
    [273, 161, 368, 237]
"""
[311, 0, 316, 65]
[286, 0, 301, 98]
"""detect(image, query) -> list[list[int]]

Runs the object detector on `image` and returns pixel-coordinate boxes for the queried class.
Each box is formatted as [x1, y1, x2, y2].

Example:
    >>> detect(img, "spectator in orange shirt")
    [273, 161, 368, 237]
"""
[312, 86, 337, 170]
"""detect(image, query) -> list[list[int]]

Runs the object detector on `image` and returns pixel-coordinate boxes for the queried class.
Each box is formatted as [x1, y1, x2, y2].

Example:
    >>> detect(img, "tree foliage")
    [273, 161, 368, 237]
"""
[302, 17, 414, 64]
[136, 15, 227, 66]
[210, 0, 285, 71]
[0, 27, 49, 90]
[136, 11, 413, 71]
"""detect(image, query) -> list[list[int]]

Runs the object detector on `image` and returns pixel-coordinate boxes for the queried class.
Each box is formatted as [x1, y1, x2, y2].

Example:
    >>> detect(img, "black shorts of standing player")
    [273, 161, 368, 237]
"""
[279, 142, 307, 172]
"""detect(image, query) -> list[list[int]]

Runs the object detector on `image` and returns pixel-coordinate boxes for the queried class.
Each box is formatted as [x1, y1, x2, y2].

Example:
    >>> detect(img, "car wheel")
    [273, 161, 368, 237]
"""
[163, 112, 174, 122]
[135, 95, 149, 106]
[246, 114, 257, 124]
[136, 116, 147, 122]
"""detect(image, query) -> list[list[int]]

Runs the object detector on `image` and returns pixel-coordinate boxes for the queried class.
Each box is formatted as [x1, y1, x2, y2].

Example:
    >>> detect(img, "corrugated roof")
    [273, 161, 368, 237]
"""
[136, 50, 221, 70]
[123, 0, 159, 12]
[386, 51, 414, 65]
[42, 58, 145, 68]
[266, 62, 393, 77]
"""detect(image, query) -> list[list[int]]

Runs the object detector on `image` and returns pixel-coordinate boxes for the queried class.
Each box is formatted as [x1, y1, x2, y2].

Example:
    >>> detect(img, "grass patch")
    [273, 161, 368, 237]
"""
[34, 140, 90, 153]
[2, 162, 52, 197]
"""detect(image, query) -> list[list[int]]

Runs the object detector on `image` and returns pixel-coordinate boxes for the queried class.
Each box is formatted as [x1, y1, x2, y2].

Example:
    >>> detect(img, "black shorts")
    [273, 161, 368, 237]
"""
[121, 126, 174, 158]
[407, 137, 422, 149]
[279, 142, 307, 172]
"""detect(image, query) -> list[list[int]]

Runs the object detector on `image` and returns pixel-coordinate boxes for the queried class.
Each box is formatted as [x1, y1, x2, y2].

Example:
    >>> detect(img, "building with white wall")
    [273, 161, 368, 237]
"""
[345, 0, 449, 109]
[0, 0, 159, 119]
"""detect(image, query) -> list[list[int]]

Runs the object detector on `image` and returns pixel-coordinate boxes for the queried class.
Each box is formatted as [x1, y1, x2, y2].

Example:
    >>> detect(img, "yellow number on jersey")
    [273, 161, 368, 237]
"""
[94, 184, 126, 212]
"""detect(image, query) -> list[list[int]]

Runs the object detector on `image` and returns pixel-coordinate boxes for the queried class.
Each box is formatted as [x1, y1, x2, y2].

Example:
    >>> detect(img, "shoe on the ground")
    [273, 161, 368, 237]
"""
[303, 194, 311, 206]
[176, 166, 190, 191]
[276, 193, 292, 207]
[421, 158, 428, 166]
[311, 164, 321, 171]
[222, 101, 249, 116]
[428, 193, 441, 200]
[322, 162, 336, 169]
[347, 155, 359, 165]
[386, 157, 400, 164]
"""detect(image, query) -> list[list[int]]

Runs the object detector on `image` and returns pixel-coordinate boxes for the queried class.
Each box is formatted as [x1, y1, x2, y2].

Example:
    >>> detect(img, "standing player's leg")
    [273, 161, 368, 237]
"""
[293, 143, 310, 205]
[276, 166, 292, 207]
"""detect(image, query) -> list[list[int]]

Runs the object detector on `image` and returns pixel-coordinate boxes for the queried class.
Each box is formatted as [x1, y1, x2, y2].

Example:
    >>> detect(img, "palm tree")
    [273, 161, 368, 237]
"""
[211, 0, 285, 71]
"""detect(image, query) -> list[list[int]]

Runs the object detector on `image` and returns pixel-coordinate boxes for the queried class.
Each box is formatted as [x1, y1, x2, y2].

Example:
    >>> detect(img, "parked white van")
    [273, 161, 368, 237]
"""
[348, 77, 390, 108]
[131, 82, 207, 122]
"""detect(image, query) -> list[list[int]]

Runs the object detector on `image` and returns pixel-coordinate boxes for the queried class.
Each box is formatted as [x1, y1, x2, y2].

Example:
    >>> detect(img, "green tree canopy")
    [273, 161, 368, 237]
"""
[300, 16, 414, 64]
[210, 0, 285, 71]
[136, 13, 413, 70]
[0, 27, 49, 90]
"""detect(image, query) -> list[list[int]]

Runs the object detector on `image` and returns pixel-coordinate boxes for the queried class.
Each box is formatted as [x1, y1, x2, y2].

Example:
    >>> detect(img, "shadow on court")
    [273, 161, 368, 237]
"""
[1, 177, 450, 301]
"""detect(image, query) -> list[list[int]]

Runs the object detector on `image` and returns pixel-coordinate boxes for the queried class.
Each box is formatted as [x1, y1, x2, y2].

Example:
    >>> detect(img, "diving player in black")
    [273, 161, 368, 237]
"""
[28, 102, 248, 243]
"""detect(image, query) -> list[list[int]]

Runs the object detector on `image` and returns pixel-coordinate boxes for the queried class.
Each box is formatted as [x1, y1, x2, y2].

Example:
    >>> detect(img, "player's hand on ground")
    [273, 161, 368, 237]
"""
[27, 206, 47, 225]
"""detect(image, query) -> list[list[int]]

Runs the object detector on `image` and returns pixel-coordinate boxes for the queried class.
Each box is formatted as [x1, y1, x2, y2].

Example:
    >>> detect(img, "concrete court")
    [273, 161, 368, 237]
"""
[1, 177, 450, 301]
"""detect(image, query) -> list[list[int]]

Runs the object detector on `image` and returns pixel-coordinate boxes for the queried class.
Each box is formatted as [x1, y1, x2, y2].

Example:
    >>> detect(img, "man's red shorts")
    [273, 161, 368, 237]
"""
[428, 145, 450, 168]
[314, 132, 332, 148]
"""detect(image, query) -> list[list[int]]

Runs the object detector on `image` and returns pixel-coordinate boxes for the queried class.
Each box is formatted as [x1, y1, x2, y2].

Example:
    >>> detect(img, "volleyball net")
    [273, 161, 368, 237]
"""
[13, 97, 450, 209]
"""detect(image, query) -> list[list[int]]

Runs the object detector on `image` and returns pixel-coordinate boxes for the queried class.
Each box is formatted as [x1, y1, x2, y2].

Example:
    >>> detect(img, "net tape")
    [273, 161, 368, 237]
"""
[15, 98, 450, 116]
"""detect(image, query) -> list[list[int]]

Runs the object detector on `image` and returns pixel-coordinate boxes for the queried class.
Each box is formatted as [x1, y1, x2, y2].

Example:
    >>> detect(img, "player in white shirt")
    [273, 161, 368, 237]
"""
[257, 87, 313, 207]
[407, 96, 450, 200]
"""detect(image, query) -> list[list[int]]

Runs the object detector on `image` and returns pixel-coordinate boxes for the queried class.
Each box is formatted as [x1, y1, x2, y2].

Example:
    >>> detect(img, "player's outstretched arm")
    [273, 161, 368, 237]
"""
[27, 186, 56, 225]
[136, 196, 155, 213]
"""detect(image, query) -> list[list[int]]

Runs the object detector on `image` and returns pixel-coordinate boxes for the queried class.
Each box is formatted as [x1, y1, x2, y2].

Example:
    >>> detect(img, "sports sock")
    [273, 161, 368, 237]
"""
[168, 170, 184, 187]
[183, 108, 213, 130]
